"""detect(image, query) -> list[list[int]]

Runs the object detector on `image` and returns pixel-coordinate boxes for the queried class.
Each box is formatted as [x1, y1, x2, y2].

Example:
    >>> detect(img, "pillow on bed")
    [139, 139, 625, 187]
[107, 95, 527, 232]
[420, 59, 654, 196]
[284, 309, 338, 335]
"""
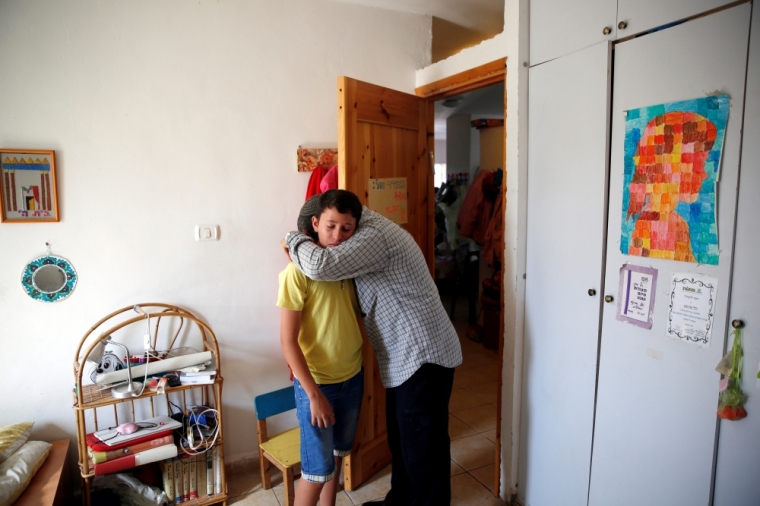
[0, 440, 52, 506]
[0, 422, 33, 464]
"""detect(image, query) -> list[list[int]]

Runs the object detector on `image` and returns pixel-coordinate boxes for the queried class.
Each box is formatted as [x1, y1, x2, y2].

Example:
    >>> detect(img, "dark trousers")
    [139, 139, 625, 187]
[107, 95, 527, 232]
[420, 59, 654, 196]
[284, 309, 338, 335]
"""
[384, 363, 455, 506]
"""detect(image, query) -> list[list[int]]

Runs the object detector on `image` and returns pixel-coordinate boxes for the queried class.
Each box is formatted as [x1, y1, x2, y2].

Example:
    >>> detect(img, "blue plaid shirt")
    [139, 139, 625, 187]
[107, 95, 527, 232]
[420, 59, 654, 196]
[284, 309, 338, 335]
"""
[286, 207, 462, 388]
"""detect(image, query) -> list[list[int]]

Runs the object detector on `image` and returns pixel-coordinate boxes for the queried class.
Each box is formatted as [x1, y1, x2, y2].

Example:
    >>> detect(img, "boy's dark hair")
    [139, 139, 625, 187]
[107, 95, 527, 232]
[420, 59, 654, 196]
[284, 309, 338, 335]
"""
[296, 190, 362, 241]
[318, 190, 362, 222]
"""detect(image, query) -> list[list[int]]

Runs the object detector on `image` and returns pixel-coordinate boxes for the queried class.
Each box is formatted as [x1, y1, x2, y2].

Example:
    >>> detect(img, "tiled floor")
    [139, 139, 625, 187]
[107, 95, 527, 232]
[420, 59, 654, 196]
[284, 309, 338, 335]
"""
[228, 299, 506, 505]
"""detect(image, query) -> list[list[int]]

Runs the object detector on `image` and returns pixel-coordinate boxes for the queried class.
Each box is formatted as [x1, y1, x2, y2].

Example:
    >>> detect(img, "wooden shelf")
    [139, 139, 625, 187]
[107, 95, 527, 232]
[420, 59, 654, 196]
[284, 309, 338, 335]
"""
[71, 304, 228, 506]
[74, 378, 225, 410]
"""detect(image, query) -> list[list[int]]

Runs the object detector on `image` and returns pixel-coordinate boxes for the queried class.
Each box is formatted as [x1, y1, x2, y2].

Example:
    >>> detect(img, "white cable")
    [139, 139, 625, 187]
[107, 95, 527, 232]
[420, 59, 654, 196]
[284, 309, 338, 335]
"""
[177, 406, 220, 456]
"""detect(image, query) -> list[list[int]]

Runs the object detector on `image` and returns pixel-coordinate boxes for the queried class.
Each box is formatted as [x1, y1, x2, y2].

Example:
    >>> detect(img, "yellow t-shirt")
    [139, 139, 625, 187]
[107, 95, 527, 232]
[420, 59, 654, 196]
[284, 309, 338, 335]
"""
[277, 262, 363, 384]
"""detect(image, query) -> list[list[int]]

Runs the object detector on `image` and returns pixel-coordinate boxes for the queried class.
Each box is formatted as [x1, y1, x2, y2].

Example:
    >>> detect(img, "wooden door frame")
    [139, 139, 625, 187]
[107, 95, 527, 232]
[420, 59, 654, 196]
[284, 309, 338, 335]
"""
[415, 57, 507, 498]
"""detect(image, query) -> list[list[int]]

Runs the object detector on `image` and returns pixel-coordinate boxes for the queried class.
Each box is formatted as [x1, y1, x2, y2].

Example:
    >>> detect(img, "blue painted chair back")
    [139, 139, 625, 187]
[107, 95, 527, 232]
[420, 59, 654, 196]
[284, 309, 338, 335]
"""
[254, 385, 296, 420]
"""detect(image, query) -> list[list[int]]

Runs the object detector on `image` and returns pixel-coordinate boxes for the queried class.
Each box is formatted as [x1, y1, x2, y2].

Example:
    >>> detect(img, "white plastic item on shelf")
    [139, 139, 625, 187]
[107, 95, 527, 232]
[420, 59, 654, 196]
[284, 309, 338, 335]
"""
[95, 351, 212, 385]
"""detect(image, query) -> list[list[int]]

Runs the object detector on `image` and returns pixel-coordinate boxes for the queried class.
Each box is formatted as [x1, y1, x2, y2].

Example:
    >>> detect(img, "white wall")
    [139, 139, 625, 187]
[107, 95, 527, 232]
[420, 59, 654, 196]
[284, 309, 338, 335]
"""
[434, 138, 447, 164]
[446, 114, 472, 177]
[0, 0, 430, 470]
[416, 0, 529, 499]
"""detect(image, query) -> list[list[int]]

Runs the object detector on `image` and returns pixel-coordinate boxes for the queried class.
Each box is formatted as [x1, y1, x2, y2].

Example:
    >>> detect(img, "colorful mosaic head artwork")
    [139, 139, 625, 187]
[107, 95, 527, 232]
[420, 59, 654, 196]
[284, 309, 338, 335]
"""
[621, 95, 730, 265]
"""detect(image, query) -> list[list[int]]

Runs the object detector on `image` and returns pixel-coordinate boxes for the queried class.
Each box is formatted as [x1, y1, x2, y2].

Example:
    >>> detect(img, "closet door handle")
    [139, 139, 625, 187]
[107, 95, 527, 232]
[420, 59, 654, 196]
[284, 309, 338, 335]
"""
[604, 295, 614, 303]
[732, 319, 745, 329]
[602, 26, 612, 35]
[618, 21, 628, 30]
[588, 289, 597, 296]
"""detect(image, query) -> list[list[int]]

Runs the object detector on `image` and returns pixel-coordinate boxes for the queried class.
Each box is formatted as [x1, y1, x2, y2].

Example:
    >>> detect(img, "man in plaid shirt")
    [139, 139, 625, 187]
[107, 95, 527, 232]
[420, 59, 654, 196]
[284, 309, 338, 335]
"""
[284, 190, 462, 505]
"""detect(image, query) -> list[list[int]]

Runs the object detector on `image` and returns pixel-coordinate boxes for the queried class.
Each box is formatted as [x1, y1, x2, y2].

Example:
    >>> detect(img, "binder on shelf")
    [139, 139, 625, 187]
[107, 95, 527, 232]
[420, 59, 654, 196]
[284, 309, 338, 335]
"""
[196, 453, 207, 497]
[160, 458, 174, 502]
[172, 457, 183, 504]
[93, 443, 177, 476]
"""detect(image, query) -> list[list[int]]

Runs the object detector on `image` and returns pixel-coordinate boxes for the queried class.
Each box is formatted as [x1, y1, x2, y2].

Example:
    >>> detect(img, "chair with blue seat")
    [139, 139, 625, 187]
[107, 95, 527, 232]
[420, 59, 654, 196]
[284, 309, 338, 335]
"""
[254, 385, 301, 506]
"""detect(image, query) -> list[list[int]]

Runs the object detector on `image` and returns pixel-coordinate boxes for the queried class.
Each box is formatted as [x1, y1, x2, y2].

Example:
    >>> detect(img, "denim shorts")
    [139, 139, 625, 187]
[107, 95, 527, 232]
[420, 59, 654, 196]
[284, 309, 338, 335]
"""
[293, 370, 364, 483]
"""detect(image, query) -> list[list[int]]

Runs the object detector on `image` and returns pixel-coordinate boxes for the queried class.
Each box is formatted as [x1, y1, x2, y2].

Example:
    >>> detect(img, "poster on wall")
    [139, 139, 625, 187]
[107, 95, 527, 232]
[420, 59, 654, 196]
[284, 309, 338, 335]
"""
[620, 95, 730, 265]
[616, 264, 658, 329]
[666, 272, 718, 347]
[368, 178, 407, 224]
[0, 149, 59, 223]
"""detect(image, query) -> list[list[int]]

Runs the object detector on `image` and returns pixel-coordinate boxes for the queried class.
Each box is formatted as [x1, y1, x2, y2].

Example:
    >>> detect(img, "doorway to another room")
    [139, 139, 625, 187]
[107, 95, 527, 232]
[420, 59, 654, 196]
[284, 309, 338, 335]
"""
[423, 67, 507, 498]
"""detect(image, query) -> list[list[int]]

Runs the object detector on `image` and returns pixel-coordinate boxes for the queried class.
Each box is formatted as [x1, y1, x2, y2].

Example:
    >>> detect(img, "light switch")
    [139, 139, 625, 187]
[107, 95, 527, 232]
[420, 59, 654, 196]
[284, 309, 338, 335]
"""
[195, 224, 220, 241]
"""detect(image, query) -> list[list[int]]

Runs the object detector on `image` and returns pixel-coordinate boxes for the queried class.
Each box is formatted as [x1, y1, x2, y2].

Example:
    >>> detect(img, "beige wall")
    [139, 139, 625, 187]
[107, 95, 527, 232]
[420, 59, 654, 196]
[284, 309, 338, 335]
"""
[0, 0, 430, 468]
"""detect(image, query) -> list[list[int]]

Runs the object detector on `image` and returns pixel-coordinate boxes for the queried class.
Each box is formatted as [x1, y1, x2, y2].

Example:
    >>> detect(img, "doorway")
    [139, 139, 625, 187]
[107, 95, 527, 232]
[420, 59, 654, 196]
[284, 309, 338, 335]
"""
[417, 59, 507, 498]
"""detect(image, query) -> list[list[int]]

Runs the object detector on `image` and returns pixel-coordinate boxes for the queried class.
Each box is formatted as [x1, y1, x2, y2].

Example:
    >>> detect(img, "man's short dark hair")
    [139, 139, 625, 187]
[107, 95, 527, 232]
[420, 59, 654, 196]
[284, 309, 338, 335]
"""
[318, 190, 362, 222]
[297, 195, 321, 240]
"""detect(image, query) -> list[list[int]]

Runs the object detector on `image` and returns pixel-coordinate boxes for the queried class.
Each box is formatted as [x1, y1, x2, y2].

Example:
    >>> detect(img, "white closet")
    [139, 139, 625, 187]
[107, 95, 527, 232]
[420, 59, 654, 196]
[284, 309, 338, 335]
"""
[521, 41, 610, 506]
[589, 6, 750, 503]
[530, 0, 737, 65]
[523, 1, 759, 505]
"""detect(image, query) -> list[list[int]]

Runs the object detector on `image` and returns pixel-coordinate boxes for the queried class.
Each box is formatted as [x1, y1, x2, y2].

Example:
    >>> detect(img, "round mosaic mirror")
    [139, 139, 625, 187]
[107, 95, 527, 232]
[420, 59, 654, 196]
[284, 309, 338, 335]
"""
[21, 255, 77, 302]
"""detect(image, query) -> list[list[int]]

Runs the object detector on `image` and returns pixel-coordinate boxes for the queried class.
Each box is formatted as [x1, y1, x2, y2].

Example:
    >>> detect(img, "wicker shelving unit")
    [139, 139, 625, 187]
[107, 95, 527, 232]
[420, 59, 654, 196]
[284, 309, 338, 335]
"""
[72, 303, 227, 506]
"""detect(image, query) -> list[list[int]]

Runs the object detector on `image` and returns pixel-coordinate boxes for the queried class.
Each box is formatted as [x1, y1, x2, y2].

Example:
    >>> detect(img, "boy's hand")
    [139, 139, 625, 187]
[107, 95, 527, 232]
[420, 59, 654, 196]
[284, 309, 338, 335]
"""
[309, 390, 336, 428]
[280, 238, 292, 262]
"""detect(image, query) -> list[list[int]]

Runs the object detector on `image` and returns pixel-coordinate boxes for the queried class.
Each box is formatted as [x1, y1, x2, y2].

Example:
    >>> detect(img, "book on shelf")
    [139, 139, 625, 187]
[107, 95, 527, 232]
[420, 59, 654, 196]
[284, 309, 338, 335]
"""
[179, 358, 216, 377]
[172, 457, 183, 504]
[179, 374, 216, 386]
[206, 449, 214, 496]
[160, 458, 174, 502]
[196, 453, 207, 497]
[86, 428, 174, 453]
[89, 434, 174, 464]
[213, 446, 221, 494]
[93, 443, 177, 476]
[181, 453, 190, 502]
[188, 453, 198, 500]
[92, 415, 182, 446]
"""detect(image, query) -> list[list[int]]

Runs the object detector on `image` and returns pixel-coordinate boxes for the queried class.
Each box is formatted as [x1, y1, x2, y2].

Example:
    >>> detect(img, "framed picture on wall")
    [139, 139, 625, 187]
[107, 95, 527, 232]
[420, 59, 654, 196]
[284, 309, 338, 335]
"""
[0, 149, 59, 223]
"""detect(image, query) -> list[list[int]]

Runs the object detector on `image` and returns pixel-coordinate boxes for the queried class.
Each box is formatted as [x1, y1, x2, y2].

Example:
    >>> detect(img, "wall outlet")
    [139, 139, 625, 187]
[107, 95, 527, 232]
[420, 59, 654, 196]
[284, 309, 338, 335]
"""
[195, 224, 220, 241]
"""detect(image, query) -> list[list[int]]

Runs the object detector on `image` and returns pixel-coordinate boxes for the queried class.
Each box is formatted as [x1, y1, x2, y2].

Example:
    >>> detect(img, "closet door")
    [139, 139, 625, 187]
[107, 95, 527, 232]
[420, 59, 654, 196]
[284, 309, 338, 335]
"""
[589, 5, 751, 505]
[530, 0, 616, 66]
[520, 41, 610, 506]
[617, 0, 737, 39]
[713, 3, 760, 504]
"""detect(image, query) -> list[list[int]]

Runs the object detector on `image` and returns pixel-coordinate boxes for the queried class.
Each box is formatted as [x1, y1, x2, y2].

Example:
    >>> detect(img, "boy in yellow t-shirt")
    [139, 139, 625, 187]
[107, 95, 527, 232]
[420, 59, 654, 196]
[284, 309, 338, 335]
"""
[277, 190, 364, 506]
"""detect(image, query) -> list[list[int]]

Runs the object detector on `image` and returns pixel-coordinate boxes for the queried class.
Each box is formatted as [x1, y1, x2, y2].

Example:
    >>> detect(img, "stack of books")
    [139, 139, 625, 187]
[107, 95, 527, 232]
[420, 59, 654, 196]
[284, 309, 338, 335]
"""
[86, 417, 180, 476]
[178, 359, 217, 386]
[159, 447, 222, 503]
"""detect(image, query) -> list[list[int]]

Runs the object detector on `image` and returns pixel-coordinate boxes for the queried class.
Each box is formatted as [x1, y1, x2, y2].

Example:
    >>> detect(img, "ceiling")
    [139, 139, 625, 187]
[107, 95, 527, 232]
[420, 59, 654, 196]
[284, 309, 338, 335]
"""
[434, 82, 504, 137]
[330, 0, 505, 136]
[331, 0, 505, 36]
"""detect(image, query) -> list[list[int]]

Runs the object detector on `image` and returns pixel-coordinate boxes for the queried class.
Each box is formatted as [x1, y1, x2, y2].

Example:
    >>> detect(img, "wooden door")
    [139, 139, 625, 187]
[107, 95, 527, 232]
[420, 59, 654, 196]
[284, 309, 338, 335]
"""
[589, 5, 751, 505]
[520, 41, 611, 506]
[337, 76, 433, 490]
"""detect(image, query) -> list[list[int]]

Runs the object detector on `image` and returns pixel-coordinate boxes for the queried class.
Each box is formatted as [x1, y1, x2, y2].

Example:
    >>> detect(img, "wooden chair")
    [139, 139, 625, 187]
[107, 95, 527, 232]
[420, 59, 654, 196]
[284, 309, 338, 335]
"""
[255, 385, 301, 506]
